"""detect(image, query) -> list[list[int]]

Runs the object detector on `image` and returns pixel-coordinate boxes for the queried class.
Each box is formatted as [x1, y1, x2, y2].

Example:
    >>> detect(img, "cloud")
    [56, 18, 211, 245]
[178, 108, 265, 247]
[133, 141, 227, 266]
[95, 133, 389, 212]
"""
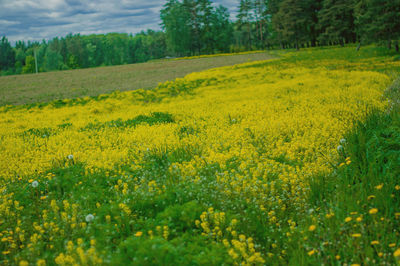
[0, 0, 238, 43]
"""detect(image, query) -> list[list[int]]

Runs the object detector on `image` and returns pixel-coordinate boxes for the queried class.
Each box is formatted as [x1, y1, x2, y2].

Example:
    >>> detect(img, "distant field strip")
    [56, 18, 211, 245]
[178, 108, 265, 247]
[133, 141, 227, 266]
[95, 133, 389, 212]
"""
[0, 52, 275, 106]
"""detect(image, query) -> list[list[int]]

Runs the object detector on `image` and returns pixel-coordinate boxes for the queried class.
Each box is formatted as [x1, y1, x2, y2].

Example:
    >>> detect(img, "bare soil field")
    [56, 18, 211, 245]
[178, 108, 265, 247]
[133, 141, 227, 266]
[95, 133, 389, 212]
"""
[0, 52, 274, 106]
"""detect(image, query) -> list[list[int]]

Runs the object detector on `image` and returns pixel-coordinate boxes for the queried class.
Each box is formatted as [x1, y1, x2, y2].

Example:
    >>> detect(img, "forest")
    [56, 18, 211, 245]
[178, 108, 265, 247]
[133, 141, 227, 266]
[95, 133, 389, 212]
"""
[1, 0, 399, 75]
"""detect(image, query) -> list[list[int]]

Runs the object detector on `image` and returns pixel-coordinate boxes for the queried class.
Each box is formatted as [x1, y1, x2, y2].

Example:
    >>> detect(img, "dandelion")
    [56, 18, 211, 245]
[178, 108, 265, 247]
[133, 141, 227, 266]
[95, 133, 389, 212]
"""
[308, 225, 316, 231]
[352, 233, 361, 238]
[335, 255, 340, 260]
[31, 181, 39, 188]
[395, 185, 400, 191]
[85, 214, 94, 222]
[135, 231, 143, 237]
[340, 138, 347, 145]
[369, 208, 378, 215]
[308, 249, 316, 256]
[389, 243, 396, 248]
[375, 184, 383, 190]
[345, 217, 352, 222]
[371, 241, 379, 245]
[394, 248, 400, 258]
[67, 154, 74, 160]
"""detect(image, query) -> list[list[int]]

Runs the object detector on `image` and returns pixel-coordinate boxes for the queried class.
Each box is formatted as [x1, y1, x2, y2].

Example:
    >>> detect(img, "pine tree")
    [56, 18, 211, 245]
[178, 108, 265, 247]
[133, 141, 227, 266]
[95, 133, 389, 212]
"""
[0, 36, 16, 72]
[273, 0, 311, 50]
[318, 0, 356, 46]
[237, 0, 254, 49]
[355, 0, 400, 50]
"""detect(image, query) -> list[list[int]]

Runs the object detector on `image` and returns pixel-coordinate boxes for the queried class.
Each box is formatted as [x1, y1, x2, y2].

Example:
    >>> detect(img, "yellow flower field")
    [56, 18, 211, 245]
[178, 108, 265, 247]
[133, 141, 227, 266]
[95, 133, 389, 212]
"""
[0, 47, 399, 265]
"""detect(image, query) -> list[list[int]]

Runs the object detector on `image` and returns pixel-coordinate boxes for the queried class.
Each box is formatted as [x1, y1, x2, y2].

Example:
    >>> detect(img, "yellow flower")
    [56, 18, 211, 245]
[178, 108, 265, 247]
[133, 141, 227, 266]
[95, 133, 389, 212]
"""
[371, 240, 379, 245]
[19, 261, 29, 266]
[375, 184, 383, 190]
[345, 217, 352, 222]
[356, 216, 362, 222]
[369, 208, 378, 215]
[395, 185, 400, 191]
[389, 243, 396, 248]
[134, 231, 143, 237]
[367, 195, 375, 200]
[36, 259, 46, 266]
[308, 249, 316, 256]
[308, 225, 316, 232]
[352, 233, 361, 238]
[335, 255, 340, 260]
[394, 248, 400, 258]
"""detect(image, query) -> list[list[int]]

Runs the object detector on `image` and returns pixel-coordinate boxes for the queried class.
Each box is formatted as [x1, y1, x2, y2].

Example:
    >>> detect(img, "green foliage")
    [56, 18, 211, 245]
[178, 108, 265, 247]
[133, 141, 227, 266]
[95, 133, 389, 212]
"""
[22, 55, 35, 74]
[355, 0, 400, 46]
[81, 112, 175, 131]
[0, 36, 15, 72]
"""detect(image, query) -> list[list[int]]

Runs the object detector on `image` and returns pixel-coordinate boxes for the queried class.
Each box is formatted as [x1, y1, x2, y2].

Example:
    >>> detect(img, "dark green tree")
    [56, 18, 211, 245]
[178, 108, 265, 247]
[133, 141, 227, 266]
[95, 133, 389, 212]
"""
[318, 0, 356, 46]
[0, 36, 16, 72]
[237, 0, 254, 49]
[161, 0, 192, 56]
[355, 0, 400, 51]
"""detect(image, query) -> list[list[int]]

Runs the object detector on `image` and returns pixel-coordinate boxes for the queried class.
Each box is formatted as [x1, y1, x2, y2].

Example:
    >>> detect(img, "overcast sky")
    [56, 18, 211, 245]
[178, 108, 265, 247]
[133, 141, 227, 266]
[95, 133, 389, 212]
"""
[0, 0, 239, 43]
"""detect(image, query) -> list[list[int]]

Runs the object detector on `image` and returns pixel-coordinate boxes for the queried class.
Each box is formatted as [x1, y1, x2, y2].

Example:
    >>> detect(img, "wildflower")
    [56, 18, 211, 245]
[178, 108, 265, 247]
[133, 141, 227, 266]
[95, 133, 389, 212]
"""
[308, 249, 316, 256]
[31, 181, 39, 188]
[335, 255, 340, 260]
[19, 261, 29, 266]
[337, 145, 344, 153]
[395, 185, 400, 191]
[85, 214, 94, 222]
[371, 241, 379, 245]
[308, 225, 316, 231]
[67, 154, 74, 160]
[325, 213, 334, 219]
[367, 195, 375, 200]
[394, 248, 400, 258]
[340, 138, 347, 145]
[369, 208, 378, 215]
[345, 217, 352, 222]
[135, 231, 143, 237]
[36, 259, 46, 266]
[352, 233, 361, 238]
[375, 184, 383, 190]
[389, 243, 396, 248]
[356, 216, 362, 222]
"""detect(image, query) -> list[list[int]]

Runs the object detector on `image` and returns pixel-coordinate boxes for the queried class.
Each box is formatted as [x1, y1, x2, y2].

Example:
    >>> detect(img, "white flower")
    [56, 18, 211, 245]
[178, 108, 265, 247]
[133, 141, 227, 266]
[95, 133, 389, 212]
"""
[85, 214, 94, 222]
[340, 138, 347, 145]
[337, 145, 344, 152]
[31, 181, 39, 188]
[67, 154, 74, 160]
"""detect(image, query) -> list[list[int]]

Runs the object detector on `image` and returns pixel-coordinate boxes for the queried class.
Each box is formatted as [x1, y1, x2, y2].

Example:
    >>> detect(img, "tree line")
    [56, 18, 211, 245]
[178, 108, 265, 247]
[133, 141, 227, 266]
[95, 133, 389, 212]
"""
[1, 0, 399, 75]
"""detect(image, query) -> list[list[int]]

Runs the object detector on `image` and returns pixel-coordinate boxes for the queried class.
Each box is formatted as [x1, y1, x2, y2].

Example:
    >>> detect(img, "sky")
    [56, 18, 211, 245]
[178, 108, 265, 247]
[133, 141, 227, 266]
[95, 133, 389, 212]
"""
[0, 0, 239, 43]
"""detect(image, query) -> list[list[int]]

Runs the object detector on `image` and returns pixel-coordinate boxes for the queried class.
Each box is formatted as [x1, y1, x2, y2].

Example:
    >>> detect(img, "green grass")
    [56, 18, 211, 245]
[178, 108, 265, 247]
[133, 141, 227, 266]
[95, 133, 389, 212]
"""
[0, 52, 274, 106]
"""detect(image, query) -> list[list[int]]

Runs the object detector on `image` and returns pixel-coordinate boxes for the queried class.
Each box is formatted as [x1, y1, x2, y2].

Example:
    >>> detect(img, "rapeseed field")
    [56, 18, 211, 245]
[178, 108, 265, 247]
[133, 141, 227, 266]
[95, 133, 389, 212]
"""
[0, 46, 399, 265]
